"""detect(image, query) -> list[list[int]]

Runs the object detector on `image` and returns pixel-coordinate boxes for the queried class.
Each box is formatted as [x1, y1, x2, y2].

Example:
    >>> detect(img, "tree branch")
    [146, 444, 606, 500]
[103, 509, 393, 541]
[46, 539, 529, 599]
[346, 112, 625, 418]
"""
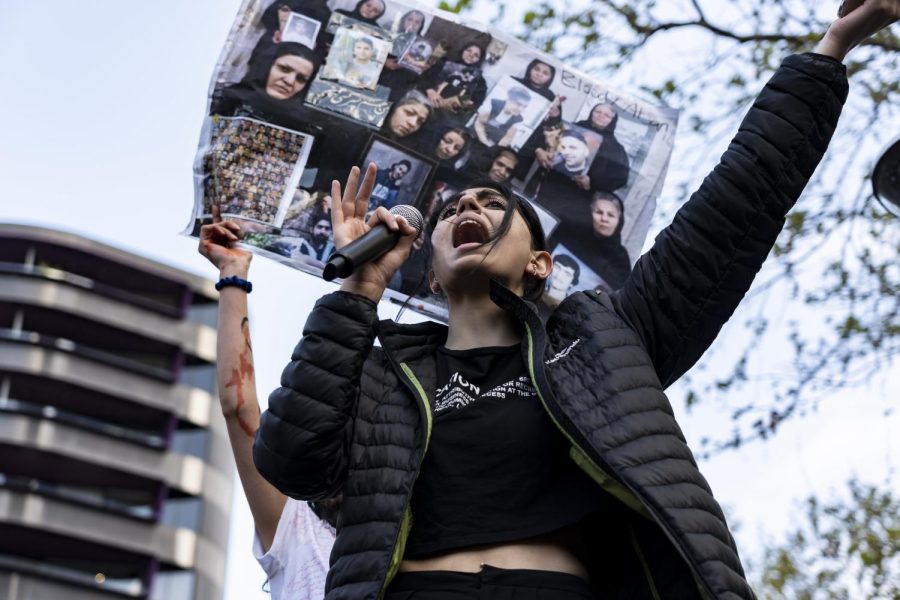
[605, 2, 900, 53]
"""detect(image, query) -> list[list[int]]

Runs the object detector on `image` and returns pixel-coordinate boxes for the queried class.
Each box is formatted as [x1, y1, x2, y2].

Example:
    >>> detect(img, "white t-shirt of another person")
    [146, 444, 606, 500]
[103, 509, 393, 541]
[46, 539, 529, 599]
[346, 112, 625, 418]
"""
[253, 498, 336, 599]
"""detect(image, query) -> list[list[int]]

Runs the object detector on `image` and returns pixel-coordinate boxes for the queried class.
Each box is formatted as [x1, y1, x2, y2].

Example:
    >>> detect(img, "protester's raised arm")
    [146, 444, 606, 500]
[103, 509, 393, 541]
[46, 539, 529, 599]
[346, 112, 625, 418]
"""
[197, 216, 286, 551]
[814, 0, 899, 61]
[254, 165, 413, 499]
[611, 3, 897, 387]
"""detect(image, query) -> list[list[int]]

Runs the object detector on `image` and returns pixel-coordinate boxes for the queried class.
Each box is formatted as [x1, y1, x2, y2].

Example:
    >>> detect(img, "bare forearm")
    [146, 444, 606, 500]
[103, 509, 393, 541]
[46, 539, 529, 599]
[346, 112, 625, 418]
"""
[215, 265, 286, 549]
[216, 261, 258, 433]
[814, 0, 900, 62]
[813, 30, 853, 61]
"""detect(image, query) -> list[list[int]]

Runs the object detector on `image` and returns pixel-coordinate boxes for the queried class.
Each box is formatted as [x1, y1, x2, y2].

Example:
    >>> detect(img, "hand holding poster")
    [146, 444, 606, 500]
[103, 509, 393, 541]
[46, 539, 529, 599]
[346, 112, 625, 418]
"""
[187, 0, 679, 320]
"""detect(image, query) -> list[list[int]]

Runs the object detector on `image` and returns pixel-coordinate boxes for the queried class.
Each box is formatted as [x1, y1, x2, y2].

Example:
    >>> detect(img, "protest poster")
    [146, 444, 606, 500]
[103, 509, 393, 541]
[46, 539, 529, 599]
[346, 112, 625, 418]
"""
[187, 0, 680, 320]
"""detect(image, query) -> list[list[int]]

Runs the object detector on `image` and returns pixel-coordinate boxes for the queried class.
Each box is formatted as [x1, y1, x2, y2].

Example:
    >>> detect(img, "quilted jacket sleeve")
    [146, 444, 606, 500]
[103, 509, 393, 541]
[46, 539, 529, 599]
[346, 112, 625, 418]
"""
[253, 291, 379, 500]
[612, 53, 848, 389]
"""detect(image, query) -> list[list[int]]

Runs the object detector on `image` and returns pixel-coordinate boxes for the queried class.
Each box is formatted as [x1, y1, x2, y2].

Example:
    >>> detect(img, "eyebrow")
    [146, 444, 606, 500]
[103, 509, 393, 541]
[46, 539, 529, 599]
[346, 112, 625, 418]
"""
[474, 189, 505, 202]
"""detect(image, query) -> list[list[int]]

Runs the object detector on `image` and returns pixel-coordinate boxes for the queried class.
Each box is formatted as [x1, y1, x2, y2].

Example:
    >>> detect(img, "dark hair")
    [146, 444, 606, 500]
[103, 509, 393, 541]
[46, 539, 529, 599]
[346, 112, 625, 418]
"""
[355, 36, 375, 50]
[393, 159, 413, 170]
[436, 127, 471, 159]
[310, 210, 331, 228]
[241, 42, 320, 97]
[493, 147, 519, 165]
[426, 180, 547, 302]
[552, 254, 581, 286]
[458, 42, 485, 67]
[524, 59, 556, 90]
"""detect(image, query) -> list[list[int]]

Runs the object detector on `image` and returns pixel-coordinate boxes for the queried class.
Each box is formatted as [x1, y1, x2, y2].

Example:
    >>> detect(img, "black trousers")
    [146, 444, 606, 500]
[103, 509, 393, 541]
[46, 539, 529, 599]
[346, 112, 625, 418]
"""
[384, 565, 595, 599]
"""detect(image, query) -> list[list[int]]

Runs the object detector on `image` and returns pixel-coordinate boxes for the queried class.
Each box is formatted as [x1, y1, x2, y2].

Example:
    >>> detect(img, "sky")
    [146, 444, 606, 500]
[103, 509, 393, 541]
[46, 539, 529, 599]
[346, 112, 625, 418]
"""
[0, 2, 897, 599]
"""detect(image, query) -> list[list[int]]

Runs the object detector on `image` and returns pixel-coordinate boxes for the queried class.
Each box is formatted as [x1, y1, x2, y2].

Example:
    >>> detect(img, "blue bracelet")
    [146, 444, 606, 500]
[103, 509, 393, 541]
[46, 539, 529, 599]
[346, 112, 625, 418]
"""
[215, 276, 252, 293]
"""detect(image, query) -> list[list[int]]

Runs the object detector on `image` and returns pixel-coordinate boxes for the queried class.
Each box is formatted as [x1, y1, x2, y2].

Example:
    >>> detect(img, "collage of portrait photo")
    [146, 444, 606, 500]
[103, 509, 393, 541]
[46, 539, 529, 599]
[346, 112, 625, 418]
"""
[190, 0, 679, 320]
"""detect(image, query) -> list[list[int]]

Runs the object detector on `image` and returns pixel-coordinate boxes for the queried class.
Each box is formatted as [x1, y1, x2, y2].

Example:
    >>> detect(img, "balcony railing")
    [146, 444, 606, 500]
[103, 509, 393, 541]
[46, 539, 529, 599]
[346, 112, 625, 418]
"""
[0, 473, 156, 522]
[0, 328, 175, 382]
[0, 262, 185, 318]
[0, 397, 167, 449]
[0, 553, 146, 597]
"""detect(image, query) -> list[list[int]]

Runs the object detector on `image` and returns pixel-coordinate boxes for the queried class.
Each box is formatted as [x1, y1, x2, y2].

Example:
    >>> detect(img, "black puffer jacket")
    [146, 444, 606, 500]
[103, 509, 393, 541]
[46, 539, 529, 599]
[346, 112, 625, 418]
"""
[254, 54, 848, 600]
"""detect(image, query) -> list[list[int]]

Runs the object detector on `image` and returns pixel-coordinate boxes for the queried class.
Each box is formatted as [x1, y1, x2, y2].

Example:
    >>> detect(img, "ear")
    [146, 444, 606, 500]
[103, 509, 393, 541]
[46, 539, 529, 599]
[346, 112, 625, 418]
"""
[427, 270, 442, 295]
[529, 251, 553, 282]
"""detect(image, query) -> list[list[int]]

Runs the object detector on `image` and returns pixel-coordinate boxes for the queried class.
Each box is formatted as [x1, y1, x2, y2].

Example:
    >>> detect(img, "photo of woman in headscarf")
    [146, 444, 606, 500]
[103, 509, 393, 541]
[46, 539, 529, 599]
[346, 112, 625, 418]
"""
[247, 0, 332, 69]
[573, 103, 631, 193]
[580, 191, 631, 289]
[212, 42, 321, 124]
[514, 96, 564, 183]
[390, 9, 429, 66]
[514, 58, 557, 102]
[336, 0, 386, 27]
[307, 90, 433, 195]
[418, 42, 488, 125]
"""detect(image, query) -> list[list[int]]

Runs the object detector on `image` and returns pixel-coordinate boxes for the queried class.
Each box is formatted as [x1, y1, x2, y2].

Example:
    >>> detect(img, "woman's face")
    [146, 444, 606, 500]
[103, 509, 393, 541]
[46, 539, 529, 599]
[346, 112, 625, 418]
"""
[461, 45, 482, 65]
[388, 102, 429, 137]
[590, 104, 616, 129]
[558, 137, 590, 167]
[529, 62, 553, 87]
[591, 198, 621, 237]
[435, 131, 465, 160]
[403, 11, 425, 32]
[359, 0, 384, 19]
[266, 55, 314, 100]
[548, 101, 562, 119]
[431, 188, 536, 296]
[354, 41, 373, 61]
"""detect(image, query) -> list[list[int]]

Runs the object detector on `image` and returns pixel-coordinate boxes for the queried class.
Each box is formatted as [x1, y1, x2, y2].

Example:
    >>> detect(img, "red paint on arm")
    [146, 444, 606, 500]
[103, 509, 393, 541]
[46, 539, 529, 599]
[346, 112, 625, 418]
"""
[224, 342, 258, 438]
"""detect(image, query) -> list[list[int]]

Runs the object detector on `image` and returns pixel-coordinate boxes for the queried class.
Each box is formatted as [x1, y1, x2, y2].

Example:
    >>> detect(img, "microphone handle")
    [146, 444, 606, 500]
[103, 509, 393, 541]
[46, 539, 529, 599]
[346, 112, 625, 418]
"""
[322, 224, 401, 282]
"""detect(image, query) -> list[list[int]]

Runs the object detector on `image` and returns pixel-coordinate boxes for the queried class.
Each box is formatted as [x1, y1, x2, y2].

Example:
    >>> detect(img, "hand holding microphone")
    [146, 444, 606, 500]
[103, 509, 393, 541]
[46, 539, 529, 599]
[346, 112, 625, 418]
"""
[329, 164, 423, 303]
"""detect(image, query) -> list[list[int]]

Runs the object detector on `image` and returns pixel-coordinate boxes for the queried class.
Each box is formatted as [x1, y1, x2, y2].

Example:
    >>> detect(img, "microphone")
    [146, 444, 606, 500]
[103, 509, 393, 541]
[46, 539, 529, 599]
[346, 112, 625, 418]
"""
[322, 204, 424, 282]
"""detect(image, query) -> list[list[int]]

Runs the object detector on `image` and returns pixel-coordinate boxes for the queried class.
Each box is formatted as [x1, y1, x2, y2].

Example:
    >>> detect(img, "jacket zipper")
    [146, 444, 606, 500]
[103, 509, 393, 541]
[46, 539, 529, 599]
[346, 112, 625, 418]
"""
[376, 361, 433, 600]
[523, 323, 714, 600]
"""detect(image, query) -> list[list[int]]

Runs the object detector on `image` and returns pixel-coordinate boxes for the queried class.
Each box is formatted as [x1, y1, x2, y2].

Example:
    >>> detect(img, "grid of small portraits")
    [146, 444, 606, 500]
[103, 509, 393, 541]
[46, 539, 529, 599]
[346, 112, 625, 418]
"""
[203, 116, 311, 226]
[193, 0, 679, 319]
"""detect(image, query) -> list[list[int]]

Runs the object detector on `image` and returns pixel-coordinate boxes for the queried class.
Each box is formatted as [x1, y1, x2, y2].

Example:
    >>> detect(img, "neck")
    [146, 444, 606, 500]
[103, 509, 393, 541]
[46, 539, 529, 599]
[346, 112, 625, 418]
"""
[444, 288, 521, 350]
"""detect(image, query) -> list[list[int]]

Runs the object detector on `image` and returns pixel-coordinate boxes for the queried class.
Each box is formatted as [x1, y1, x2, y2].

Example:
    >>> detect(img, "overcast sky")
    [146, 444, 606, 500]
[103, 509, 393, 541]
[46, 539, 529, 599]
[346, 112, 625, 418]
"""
[0, 2, 897, 599]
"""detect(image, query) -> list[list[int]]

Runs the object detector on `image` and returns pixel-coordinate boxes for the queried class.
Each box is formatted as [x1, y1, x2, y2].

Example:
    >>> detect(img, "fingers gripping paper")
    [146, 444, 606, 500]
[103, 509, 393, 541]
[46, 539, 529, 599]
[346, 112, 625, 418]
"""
[187, 0, 679, 320]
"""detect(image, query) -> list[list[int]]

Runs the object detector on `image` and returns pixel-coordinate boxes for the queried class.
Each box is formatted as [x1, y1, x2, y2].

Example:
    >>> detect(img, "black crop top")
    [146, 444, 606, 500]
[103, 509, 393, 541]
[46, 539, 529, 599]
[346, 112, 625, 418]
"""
[405, 344, 613, 557]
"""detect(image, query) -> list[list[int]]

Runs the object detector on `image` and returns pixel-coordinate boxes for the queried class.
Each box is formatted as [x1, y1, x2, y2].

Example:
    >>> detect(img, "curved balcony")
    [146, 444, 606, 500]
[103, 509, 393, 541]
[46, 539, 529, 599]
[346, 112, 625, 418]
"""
[0, 413, 231, 503]
[0, 266, 216, 361]
[0, 341, 213, 427]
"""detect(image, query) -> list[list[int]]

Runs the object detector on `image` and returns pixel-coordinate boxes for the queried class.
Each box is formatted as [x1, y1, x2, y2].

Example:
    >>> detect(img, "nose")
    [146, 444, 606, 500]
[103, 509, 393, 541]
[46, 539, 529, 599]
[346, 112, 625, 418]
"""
[456, 191, 483, 215]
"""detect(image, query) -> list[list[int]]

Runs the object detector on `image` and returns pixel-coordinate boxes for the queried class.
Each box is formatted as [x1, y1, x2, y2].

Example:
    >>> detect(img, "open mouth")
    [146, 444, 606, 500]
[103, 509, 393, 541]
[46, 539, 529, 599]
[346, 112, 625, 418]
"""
[452, 218, 490, 248]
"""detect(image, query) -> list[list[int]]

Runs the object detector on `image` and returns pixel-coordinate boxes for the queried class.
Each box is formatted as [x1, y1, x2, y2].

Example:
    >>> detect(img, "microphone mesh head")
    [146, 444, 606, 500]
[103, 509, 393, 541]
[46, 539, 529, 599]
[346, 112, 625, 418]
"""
[389, 205, 424, 236]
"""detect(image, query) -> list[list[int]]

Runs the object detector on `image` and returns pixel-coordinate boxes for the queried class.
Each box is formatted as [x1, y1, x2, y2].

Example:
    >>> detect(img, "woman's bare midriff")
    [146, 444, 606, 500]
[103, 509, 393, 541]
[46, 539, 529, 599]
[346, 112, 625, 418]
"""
[399, 528, 589, 580]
